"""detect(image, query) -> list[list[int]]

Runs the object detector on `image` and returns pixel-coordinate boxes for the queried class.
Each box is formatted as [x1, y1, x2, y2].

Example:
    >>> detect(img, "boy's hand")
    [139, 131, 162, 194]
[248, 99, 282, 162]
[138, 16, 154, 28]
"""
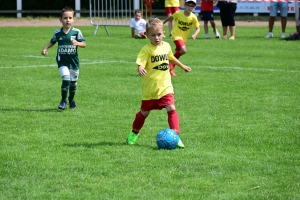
[182, 65, 192, 72]
[41, 49, 48, 55]
[71, 40, 78, 45]
[138, 65, 147, 76]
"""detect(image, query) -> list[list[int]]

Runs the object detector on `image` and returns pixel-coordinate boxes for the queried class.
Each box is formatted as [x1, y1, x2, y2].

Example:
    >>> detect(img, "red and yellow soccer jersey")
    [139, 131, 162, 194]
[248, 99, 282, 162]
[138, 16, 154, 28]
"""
[172, 10, 200, 43]
[136, 42, 175, 100]
[165, 0, 180, 7]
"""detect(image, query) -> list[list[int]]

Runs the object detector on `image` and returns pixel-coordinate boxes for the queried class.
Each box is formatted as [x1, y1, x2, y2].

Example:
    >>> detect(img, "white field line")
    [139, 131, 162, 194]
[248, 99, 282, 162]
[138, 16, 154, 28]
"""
[0, 60, 133, 69]
[0, 55, 299, 73]
[200, 66, 300, 73]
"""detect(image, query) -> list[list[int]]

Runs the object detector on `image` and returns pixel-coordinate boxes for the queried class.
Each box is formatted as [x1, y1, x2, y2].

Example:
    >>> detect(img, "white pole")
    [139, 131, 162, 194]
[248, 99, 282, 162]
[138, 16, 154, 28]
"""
[75, 0, 81, 18]
[17, 0, 22, 18]
[134, 0, 140, 10]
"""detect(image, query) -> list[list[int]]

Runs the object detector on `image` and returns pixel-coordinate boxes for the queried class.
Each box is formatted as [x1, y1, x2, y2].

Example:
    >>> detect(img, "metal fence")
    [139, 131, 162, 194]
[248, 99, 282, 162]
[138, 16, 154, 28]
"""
[89, 0, 147, 36]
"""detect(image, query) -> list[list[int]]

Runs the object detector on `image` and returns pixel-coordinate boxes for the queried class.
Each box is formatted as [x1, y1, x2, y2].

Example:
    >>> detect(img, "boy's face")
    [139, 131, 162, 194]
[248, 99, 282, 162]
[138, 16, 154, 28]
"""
[184, 2, 196, 11]
[59, 11, 75, 28]
[146, 26, 164, 46]
[135, 12, 142, 20]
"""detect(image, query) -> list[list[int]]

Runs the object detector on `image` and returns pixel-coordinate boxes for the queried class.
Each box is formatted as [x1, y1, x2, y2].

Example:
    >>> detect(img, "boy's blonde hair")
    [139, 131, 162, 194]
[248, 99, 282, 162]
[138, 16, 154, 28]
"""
[146, 18, 164, 33]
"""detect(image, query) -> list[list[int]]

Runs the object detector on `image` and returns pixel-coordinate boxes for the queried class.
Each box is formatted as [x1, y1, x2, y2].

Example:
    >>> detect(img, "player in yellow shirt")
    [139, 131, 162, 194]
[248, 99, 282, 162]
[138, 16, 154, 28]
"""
[126, 18, 191, 148]
[164, 0, 180, 37]
[163, 0, 200, 76]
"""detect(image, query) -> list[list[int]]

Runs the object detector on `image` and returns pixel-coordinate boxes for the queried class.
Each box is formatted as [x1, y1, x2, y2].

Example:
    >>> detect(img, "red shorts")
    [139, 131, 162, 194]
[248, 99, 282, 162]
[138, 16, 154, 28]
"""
[165, 7, 179, 15]
[174, 39, 185, 51]
[141, 94, 174, 111]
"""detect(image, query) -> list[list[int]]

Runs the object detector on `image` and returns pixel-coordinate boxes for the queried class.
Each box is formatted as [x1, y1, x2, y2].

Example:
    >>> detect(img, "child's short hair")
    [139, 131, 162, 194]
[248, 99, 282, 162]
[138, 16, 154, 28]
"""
[146, 18, 164, 33]
[134, 9, 142, 15]
[60, 6, 74, 18]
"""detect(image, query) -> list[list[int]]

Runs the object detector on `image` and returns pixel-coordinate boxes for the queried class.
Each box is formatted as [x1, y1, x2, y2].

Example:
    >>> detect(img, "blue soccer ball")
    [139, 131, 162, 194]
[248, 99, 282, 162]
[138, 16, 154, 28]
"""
[156, 128, 179, 150]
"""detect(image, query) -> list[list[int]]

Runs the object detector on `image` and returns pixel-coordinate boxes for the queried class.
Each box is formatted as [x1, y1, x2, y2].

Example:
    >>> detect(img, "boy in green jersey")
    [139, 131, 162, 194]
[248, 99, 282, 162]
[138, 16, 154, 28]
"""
[41, 6, 86, 110]
[126, 18, 192, 148]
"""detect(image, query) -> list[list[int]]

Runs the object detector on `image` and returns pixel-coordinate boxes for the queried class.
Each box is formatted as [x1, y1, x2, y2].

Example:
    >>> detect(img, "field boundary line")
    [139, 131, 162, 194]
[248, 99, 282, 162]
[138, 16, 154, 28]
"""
[0, 61, 299, 73]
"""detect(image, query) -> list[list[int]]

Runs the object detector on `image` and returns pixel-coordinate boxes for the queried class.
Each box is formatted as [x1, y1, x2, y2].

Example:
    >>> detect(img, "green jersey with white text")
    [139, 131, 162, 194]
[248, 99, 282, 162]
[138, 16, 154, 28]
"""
[50, 27, 85, 69]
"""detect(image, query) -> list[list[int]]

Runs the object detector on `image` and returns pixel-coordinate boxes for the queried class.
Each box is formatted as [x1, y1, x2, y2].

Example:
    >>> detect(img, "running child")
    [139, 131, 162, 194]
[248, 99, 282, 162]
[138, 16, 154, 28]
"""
[163, 0, 200, 76]
[126, 18, 192, 148]
[41, 6, 86, 110]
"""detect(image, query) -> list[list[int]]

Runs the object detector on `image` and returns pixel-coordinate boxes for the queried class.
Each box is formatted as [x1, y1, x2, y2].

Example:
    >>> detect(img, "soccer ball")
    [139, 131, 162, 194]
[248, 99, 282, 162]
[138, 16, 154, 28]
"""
[156, 128, 179, 150]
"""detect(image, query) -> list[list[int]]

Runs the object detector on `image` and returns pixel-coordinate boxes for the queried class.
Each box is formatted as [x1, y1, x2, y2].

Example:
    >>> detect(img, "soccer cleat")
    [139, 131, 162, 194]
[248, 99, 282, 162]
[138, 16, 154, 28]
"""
[214, 30, 220, 38]
[126, 131, 139, 145]
[177, 137, 185, 148]
[265, 32, 273, 38]
[58, 100, 67, 110]
[280, 33, 286, 39]
[205, 34, 210, 39]
[69, 100, 76, 109]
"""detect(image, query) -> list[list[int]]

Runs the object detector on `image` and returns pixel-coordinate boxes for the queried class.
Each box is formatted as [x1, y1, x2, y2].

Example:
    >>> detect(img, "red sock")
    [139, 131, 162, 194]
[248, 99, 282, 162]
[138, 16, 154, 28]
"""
[174, 50, 181, 59]
[168, 110, 180, 134]
[132, 111, 146, 134]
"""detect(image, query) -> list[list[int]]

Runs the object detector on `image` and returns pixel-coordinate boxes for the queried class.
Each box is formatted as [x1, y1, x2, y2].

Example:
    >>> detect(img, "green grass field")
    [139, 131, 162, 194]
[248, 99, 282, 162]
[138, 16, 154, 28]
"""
[0, 24, 299, 199]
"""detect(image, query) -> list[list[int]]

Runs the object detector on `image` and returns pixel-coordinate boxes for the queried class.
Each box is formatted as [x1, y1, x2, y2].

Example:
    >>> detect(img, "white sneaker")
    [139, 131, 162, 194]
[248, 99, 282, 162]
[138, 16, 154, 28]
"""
[281, 33, 286, 39]
[265, 32, 273, 38]
[205, 34, 210, 39]
[214, 31, 220, 38]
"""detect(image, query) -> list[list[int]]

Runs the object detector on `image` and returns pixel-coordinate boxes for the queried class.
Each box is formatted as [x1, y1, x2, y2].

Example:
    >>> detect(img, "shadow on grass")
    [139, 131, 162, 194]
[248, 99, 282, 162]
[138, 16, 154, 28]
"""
[0, 108, 60, 112]
[64, 141, 160, 150]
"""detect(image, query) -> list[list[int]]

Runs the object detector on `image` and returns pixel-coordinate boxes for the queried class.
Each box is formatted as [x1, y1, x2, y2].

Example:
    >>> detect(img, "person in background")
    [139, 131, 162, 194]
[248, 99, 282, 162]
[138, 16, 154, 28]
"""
[163, 0, 200, 76]
[265, 2, 288, 39]
[41, 6, 86, 110]
[289, 14, 300, 37]
[130, 9, 147, 39]
[200, 0, 220, 39]
[126, 18, 191, 148]
[217, 0, 237, 40]
[165, 0, 180, 37]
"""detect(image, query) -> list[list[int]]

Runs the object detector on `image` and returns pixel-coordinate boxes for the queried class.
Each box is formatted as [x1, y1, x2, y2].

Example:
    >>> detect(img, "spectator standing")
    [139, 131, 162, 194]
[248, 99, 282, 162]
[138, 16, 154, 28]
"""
[217, 0, 237, 40]
[200, 0, 220, 39]
[265, 2, 288, 39]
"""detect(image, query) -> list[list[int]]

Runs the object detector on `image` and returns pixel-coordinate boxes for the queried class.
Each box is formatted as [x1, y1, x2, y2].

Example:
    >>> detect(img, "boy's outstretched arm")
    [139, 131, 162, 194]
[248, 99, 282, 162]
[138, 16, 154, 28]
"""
[41, 42, 54, 55]
[170, 58, 191, 73]
[163, 16, 174, 24]
[191, 27, 200, 40]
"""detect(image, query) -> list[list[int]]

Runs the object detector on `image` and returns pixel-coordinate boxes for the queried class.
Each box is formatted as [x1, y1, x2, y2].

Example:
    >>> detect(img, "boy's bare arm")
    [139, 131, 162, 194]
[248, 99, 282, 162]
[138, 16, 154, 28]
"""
[170, 58, 191, 72]
[72, 40, 86, 48]
[131, 28, 135, 38]
[41, 42, 54, 55]
[191, 27, 200, 40]
[163, 16, 174, 24]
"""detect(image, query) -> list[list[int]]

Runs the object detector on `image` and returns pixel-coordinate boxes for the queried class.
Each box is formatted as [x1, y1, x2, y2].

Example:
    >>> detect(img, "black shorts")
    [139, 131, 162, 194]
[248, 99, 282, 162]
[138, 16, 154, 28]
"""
[217, 1, 237, 26]
[200, 11, 214, 21]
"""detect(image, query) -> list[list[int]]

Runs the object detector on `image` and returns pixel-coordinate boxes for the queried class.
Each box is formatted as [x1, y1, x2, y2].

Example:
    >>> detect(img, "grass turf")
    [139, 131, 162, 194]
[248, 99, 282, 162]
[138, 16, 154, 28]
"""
[0, 24, 299, 199]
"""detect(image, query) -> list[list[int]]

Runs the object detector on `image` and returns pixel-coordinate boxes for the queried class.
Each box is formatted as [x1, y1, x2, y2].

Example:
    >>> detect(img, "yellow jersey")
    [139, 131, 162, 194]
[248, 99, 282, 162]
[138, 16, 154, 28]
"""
[172, 10, 200, 43]
[136, 42, 175, 100]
